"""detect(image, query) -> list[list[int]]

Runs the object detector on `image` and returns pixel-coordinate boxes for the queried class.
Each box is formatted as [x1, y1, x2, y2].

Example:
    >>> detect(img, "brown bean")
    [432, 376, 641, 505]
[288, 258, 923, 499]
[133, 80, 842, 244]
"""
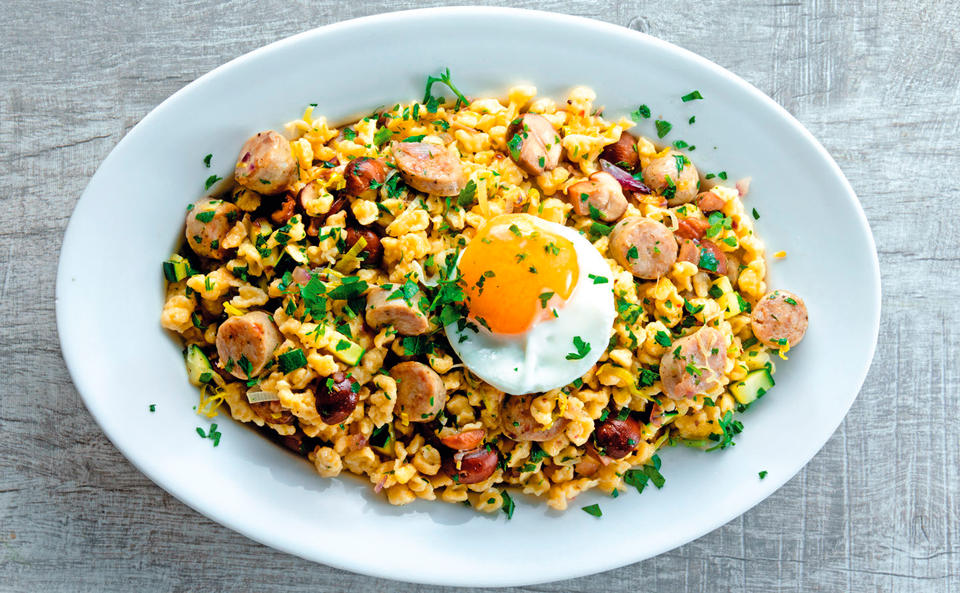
[249, 399, 294, 425]
[314, 371, 359, 425]
[600, 131, 639, 170]
[345, 228, 383, 267]
[270, 192, 297, 224]
[675, 217, 711, 241]
[344, 157, 387, 198]
[443, 447, 498, 485]
[439, 428, 485, 450]
[594, 417, 642, 459]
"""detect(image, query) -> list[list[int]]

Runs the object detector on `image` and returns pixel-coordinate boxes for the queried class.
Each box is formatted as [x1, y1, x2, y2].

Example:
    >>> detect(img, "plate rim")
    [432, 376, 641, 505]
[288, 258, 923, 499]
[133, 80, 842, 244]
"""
[56, 6, 882, 586]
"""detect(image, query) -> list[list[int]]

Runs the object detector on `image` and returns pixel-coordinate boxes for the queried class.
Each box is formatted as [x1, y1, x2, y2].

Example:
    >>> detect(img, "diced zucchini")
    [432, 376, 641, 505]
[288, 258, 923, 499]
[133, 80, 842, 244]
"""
[185, 344, 216, 387]
[162, 254, 189, 282]
[326, 329, 364, 366]
[369, 423, 395, 456]
[729, 368, 774, 405]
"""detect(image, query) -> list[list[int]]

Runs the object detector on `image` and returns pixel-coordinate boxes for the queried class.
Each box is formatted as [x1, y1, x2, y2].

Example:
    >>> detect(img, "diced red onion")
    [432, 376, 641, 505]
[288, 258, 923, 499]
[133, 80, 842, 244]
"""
[599, 159, 651, 194]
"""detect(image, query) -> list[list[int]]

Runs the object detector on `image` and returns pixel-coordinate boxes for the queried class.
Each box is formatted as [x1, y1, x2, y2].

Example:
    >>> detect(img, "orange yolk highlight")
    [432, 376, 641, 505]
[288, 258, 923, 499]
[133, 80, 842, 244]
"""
[459, 214, 579, 334]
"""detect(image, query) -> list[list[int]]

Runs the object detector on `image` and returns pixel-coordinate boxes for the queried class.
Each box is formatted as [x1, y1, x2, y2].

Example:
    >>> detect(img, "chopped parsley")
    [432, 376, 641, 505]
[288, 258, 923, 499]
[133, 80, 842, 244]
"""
[196, 423, 221, 447]
[202, 154, 212, 167]
[681, 90, 704, 102]
[204, 174, 222, 190]
[630, 105, 651, 121]
[373, 127, 393, 147]
[626, 245, 639, 261]
[581, 504, 602, 517]
[706, 411, 743, 451]
[759, 470, 768, 480]
[654, 331, 672, 347]
[422, 68, 468, 109]
[538, 291, 555, 308]
[149, 404, 156, 412]
[565, 336, 591, 360]
[655, 119, 672, 139]
[698, 249, 719, 272]
[752, 208, 760, 220]
[457, 179, 477, 208]
[588, 274, 609, 284]
[501, 491, 516, 520]
[623, 454, 664, 493]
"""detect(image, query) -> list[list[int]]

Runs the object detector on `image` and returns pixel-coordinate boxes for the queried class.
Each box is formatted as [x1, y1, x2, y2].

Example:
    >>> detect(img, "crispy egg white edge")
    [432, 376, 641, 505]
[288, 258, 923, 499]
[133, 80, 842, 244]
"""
[444, 216, 616, 395]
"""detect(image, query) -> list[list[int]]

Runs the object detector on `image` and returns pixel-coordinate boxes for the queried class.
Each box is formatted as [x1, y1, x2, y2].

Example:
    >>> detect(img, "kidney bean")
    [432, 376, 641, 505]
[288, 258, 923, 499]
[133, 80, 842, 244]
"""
[345, 227, 383, 267]
[594, 417, 642, 459]
[442, 447, 499, 484]
[600, 131, 639, 170]
[314, 371, 359, 425]
[344, 157, 387, 197]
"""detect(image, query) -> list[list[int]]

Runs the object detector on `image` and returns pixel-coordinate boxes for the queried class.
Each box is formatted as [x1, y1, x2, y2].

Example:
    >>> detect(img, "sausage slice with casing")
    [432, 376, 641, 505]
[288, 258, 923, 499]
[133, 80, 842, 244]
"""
[566, 171, 628, 222]
[185, 198, 239, 259]
[234, 130, 298, 195]
[216, 311, 282, 380]
[608, 216, 678, 279]
[600, 131, 639, 170]
[500, 395, 568, 442]
[391, 361, 447, 422]
[642, 149, 699, 206]
[365, 286, 430, 335]
[751, 290, 808, 348]
[391, 141, 466, 196]
[506, 113, 562, 176]
[659, 327, 727, 400]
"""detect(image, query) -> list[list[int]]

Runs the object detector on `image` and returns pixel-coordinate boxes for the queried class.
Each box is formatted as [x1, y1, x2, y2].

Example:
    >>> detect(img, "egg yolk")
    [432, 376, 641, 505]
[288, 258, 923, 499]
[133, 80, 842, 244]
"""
[459, 214, 579, 335]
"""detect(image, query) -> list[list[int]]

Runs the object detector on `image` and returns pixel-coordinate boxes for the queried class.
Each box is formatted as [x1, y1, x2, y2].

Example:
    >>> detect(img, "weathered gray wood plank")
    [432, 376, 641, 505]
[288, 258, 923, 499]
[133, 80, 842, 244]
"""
[2, 0, 958, 591]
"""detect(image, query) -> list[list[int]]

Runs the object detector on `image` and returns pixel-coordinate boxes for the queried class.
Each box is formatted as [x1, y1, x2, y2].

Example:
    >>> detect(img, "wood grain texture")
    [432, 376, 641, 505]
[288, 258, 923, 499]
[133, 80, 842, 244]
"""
[2, 0, 958, 591]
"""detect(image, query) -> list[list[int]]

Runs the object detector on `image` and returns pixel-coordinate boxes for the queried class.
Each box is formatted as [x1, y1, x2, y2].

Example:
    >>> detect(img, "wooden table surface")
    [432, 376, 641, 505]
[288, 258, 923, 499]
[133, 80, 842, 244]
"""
[2, 1, 958, 591]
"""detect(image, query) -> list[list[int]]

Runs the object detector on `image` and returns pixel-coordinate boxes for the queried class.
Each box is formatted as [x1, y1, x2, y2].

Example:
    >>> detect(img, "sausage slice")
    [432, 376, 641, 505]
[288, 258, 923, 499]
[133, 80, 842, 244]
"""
[185, 198, 239, 259]
[751, 290, 809, 348]
[391, 361, 447, 422]
[506, 113, 562, 176]
[695, 190, 725, 213]
[609, 217, 678, 279]
[500, 395, 568, 442]
[566, 171, 628, 222]
[641, 149, 699, 206]
[365, 286, 430, 335]
[659, 327, 727, 400]
[234, 130, 298, 195]
[391, 141, 466, 196]
[216, 311, 282, 380]
[677, 239, 728, 275]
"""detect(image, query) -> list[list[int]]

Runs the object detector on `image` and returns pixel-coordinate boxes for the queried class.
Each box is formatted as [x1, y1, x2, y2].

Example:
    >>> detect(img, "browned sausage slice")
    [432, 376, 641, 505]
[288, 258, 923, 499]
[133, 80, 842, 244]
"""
[566, 172, 628, 222]
[600, 131, 639, 170]
[365, 286, 430, 335]
[391, 142, 466, 196]
[677, 239, 728, 275]
[234, 130, 298, 195]
[185, 198, 239, 259]
[675, 217, 711, 241]
[659, 327, 727, 400]
[641, 150, 699, 206]
[609, 217, 678, 279]
[751, 290, 809, 348]
[500, 395, 568, 442]
[695, 190, 725, 213]
[506, 113, 562, 176]
[439, 428, 485, 450]
[215, 311, 282, 380]
[391, 361, 447, 422]
[344, 157, 387, 198]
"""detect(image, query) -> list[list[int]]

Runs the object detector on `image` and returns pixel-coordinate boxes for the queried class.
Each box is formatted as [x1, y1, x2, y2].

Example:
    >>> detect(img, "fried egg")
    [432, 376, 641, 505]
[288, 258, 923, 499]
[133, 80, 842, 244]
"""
[445, 213, 616, 395]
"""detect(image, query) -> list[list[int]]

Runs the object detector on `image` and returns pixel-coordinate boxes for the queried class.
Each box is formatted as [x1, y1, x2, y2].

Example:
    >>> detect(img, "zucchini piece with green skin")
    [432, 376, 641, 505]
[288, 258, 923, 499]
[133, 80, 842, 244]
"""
[369, 423, 395, 456]
[185, 344, 216, 387]
[729, 368, 774, 405]
[163, 254, 189, 282]
[326, 330, 365, 366]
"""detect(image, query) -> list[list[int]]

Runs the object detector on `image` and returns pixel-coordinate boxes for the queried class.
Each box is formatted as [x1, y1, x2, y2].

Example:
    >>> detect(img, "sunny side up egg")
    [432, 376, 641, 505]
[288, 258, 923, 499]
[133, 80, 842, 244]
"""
[444, 214, 616, 395]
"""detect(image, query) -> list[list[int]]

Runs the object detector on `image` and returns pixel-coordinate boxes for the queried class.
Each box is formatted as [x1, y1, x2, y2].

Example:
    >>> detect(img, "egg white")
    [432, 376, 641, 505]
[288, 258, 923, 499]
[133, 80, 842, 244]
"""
[444, 216, 616, 395]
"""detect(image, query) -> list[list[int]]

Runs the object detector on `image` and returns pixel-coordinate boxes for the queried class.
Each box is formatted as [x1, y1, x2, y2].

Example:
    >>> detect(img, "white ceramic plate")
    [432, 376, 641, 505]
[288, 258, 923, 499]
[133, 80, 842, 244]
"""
[57, 7, 880, 587]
